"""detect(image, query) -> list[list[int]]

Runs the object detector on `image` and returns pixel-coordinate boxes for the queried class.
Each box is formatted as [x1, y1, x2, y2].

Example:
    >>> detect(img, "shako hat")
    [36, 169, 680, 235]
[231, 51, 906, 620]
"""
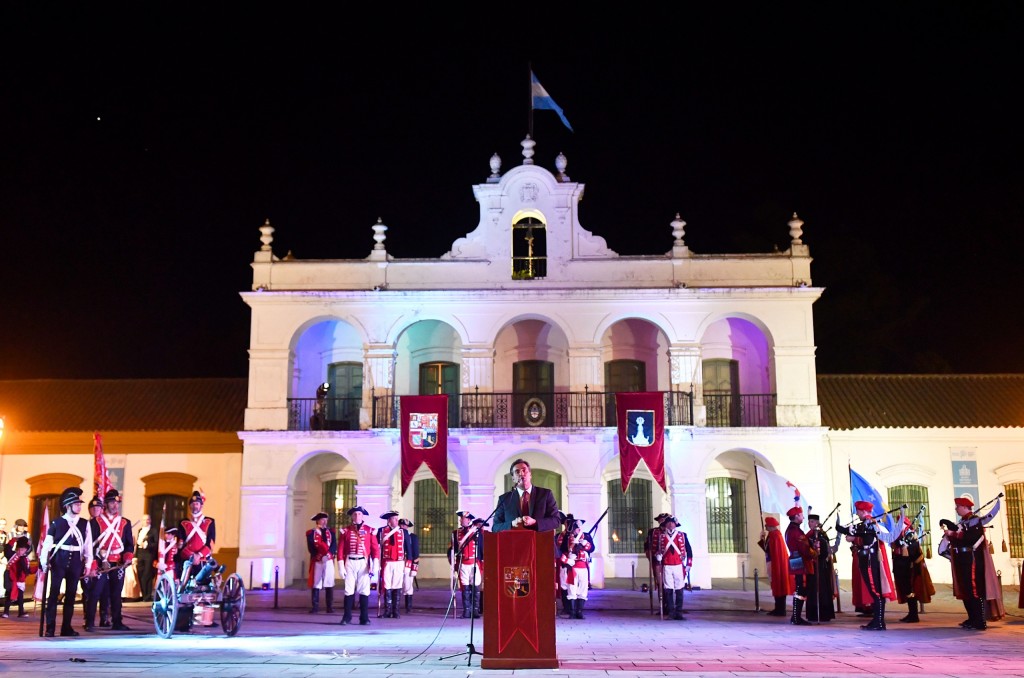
[310, 512, 329, 522]
[189, 490, 205, 505]
[60, 487, 84, 508]
[88, 496, 103, 509]
[104, 489, 122, 503]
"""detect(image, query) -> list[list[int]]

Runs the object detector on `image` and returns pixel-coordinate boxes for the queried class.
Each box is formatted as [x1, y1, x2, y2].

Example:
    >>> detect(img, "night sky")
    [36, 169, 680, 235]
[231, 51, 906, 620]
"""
[2, 6, 1022, 380]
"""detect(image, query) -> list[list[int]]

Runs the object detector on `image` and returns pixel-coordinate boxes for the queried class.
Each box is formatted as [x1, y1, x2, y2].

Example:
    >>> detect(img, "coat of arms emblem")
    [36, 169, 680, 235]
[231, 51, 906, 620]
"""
[503, 565, 531, 597]
[408, 412, 438, 449]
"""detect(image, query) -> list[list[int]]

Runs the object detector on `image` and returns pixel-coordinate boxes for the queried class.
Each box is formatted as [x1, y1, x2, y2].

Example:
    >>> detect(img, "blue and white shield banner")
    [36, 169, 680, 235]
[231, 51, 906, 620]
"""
[626, 409, 656, 447]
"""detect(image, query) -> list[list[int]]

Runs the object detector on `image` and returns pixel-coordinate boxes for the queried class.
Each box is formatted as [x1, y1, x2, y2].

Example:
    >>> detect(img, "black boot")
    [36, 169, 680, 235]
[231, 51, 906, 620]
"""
[359, 594, 370, 625]
[469, 586, 480, 618]
[405, 594, 413, 614]
[575, 598, 585, 619]
[309, 589, 320, 614]
[967, 598, 987, 630]
[340, 594, 354, 624]
[899, 598, 919, 623]
[461, 588, 472, 619]
[767, 596, 787, 616]
[790, 597, 810, 625]
[381, 588, 392, 618]
[664, 588, 676, 619]
[325, 587, 334, 614]
[561, 588, 572, 618]
[862, 598, 885, 630]
[673, 589, 685, 620]
[390, 589, 400, 619]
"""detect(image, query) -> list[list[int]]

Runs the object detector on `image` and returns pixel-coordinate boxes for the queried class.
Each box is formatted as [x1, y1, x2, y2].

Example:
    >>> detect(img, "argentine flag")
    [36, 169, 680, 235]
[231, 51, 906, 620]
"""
[531, 70, 573, 132]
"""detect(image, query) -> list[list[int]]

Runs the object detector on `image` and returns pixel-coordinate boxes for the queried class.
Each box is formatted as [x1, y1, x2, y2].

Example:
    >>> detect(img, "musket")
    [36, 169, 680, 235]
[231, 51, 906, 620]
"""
[586, 508, 610, 537]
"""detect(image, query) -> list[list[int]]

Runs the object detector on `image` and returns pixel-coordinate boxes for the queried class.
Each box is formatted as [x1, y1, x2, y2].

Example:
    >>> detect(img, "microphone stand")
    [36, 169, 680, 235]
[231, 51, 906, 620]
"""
[442, 502, 501, 667]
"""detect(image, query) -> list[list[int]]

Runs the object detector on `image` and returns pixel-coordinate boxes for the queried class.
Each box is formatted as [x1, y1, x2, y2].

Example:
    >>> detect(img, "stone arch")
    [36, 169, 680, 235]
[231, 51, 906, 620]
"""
[698, 315, 775, 397]
[599, 317, 673, 392]
[289, 316, 366, 400]
[26, 472, 86, 498]
[285, 450, 356, 583]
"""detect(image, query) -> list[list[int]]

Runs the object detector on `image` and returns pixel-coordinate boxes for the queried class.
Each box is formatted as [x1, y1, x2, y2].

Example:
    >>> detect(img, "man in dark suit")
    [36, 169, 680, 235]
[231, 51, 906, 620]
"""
[492, 459, 561, 533]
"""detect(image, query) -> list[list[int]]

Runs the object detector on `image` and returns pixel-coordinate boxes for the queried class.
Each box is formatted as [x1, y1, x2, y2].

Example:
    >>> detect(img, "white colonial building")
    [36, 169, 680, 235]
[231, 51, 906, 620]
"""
[233, 135, 1024, 590]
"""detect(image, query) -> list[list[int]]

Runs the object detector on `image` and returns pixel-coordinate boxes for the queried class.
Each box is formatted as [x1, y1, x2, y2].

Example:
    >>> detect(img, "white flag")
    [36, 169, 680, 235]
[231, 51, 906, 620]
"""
[755, 466, 809, 516]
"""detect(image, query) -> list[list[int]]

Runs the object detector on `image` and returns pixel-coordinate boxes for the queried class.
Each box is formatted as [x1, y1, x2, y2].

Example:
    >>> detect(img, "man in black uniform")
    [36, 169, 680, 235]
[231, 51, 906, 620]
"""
[82, 496, 108, 631]
[944, 497, 988, 630]
[804, 513, 836, 622]
[40, 487, 94, 637]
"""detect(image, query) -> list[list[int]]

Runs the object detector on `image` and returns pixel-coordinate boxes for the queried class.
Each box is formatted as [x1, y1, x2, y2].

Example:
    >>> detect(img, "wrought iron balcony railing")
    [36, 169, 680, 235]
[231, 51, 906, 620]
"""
[703, 393, 777, 427]
[288, 391, 777, 431]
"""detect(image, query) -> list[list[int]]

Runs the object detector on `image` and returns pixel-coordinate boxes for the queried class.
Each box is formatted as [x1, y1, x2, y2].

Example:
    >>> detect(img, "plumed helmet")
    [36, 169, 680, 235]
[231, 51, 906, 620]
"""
[60, 487, 84, 508]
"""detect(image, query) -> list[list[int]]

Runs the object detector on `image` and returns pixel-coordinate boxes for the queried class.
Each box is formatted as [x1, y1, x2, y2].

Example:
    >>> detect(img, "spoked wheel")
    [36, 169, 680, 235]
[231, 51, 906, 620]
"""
[152, 572, 179, 639]
[219, 573, 246, 636]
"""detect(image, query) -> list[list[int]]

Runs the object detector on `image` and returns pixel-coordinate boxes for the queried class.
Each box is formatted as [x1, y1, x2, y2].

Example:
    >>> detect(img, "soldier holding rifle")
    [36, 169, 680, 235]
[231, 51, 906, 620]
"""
[557, 515, 595, 619]
[39, 487, 94, 637]
[449, 510, 483, 619]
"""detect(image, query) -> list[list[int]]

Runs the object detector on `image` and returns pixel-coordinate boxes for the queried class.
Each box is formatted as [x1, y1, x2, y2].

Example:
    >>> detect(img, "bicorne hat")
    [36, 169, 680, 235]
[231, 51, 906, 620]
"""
[398, 518, 414, 528]
[380, 510, 400, 521]
[310, 512, 329, 522]
[346, 506, 368, 517]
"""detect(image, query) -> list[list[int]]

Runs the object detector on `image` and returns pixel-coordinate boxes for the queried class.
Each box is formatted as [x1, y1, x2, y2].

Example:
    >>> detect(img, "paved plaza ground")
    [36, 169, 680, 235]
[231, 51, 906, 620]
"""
[0, 577, 1022, 677]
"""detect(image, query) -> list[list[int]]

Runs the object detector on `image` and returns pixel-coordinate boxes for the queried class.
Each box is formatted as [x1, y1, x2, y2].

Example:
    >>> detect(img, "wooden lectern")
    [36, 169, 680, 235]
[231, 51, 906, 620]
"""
[481, 529, 558, 669]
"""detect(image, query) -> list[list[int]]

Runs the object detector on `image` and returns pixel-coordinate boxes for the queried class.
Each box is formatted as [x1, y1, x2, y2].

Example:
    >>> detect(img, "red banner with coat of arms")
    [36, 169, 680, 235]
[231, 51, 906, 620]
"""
[615, 392, 667, 492]
[399, 395, 448, 496]
[496, 530, 540, 653]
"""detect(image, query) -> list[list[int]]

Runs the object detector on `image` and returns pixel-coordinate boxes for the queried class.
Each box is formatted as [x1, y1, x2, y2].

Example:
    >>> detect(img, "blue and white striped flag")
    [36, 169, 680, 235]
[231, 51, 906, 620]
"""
[531, 70, 573, 132]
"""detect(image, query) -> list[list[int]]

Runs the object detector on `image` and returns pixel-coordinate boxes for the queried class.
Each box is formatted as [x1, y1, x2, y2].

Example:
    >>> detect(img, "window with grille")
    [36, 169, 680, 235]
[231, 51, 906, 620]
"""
[148, 494, 188, 536]
[1006, 482, 1024, 559]
[607, 478, 652, 554]
[415, 479, 459, 554]
[706, 477, 747, 553]
[887, 484, 931, 554]
[322, 479, 358, 534]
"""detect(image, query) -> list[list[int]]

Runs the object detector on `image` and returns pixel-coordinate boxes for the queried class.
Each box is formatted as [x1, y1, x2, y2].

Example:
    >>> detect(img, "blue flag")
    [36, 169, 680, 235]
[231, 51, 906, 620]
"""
[849, 466, 895, 531]
[531, 71, 573, 132]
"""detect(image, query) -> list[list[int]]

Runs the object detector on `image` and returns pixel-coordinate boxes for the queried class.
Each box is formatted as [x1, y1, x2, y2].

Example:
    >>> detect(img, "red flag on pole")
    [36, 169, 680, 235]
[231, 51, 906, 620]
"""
[615, 392, 667, 492]
[399, 395, 448, 496]
[93, 432, 113, 499]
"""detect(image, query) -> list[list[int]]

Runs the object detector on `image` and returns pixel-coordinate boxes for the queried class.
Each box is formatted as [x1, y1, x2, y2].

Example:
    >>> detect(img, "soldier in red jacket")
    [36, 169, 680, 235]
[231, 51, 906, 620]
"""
[784, 506, 816, 626]
[448, 511, 483, 619]
[654, 515, 692, 621]
[2, 536, 33, 618]
[306, 512, 337, 614]
[377, 510, 410, 619]
[180, 490, 216, 565]
[89, 489, 135, 631]
[758, 516, 793, 617]
[338, 506, 380, 626]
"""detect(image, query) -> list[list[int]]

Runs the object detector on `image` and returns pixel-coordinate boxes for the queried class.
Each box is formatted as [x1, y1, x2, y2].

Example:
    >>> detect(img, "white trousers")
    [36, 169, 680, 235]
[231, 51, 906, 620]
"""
[560, 566, 589, 600]
[342, 557, 371, 596]
[381, 560, 405, 590]
[662, 563, 686, 591]
[310, 557, 336, 589]
[458, 562, 482, 587]
[403, 565, 416, 595]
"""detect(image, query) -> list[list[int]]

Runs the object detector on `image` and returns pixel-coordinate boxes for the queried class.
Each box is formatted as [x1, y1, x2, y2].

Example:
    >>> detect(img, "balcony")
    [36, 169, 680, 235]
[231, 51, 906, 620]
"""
[703, 393, 777, 427]
[287, 392, 778, 431]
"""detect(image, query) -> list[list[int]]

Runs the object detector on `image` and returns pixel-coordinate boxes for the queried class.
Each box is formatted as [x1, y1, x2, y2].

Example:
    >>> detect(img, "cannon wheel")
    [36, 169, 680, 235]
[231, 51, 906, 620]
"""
[220, 573, 246, 636]
[152, 572, 179, 639]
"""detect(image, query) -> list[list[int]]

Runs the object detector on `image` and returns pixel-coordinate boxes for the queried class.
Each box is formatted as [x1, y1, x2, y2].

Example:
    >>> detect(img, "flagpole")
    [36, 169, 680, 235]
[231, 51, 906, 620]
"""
[752, 456, 765, 530]
[528, 62, 534, 140]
